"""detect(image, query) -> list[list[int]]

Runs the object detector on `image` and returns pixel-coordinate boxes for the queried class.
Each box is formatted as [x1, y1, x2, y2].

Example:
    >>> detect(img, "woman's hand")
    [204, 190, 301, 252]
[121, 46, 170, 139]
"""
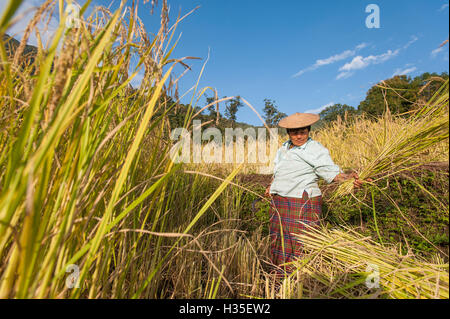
[264, 185, 271, 197]
[334, 172, 372, 188]
[348, 172, 373, 188]
[265, 178, 274, 197]
[349, 172, 362, 188]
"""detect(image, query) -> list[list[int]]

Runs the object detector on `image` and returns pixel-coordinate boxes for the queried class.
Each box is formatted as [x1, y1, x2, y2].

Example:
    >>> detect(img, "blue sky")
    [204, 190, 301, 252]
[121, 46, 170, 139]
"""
[4, 0, 449, 126]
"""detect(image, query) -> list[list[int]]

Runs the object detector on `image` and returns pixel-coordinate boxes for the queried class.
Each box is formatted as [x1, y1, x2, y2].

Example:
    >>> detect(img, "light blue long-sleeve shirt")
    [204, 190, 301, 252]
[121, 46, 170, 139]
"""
[269, 137, 341, 198]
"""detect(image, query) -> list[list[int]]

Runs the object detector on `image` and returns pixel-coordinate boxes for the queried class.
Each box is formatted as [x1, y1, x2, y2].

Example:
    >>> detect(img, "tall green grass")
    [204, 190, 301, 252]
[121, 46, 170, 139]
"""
[0, 0, 250, 298]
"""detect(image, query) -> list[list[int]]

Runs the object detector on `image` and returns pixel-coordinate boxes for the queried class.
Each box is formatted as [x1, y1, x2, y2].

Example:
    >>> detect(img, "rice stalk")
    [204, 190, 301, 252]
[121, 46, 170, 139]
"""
[0, 0, 249, 299]
[332, 80, 448, 199]
[287, 224, 449, 299]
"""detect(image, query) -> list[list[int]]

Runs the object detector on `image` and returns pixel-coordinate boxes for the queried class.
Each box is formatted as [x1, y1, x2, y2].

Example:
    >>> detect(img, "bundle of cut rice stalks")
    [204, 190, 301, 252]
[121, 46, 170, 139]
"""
[333, 79, 449, 198]
[278, 225, 449, 299]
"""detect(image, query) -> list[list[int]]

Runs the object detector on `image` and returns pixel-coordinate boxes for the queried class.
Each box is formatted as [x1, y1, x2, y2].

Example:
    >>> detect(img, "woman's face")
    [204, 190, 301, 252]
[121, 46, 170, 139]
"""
[288, 127, 310, 146]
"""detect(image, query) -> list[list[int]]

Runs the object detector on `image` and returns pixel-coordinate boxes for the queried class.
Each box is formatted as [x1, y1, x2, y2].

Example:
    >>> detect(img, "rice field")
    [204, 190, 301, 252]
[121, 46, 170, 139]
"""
[0, 0, 448, 299]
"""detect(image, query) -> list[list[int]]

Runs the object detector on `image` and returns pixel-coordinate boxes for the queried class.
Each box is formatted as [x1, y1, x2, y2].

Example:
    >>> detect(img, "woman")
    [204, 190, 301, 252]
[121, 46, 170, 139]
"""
[264, 113, 365, 271]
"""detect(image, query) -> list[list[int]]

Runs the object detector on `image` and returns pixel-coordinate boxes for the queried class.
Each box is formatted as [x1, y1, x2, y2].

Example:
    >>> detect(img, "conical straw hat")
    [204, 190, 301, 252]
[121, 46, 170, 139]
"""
[278, 113, 320, 128]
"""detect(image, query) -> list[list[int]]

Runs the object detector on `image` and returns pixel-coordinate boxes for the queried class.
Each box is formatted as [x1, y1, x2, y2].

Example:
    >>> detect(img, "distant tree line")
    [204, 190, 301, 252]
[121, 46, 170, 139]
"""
[169, 70, 449, 133]
[201, 72, 450, 131]
[317, 72, 449, 127]
[202, 95, 287, 128]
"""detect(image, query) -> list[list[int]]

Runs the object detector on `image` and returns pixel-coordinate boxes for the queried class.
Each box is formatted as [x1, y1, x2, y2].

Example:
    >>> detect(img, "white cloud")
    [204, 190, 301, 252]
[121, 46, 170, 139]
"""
[339, 56, 366, 72]
[292, 66, 315, 78]
[315, 50, 355, 66]
[336, 71, 354, 80]
[439, 3, 449, 11]
[431, 46, 446, 57]
[340, 49, 400, 71]
[392, 66, 417, 77]
[355, 43, 369, 50]
[292, 43, 368, 78]
[335, 36, 422, 80]
[403, 35, 419, 49]
[336, 49, 400, 80]
[304, 102, 334, 114]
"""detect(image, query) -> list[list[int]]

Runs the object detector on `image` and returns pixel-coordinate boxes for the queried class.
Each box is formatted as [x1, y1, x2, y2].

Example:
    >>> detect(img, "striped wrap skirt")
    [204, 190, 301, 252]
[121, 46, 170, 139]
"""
[269, 191, 322, 268]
